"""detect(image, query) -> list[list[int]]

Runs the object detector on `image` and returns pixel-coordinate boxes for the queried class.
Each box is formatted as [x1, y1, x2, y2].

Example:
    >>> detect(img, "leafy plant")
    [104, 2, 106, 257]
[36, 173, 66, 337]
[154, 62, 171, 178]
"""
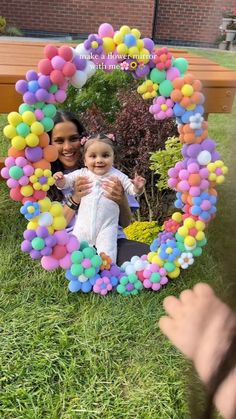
[5, 26, 23, 36]
[124, 221, 162, 244]
[149, 136, 182, 190]
[0, 16, 6, 33]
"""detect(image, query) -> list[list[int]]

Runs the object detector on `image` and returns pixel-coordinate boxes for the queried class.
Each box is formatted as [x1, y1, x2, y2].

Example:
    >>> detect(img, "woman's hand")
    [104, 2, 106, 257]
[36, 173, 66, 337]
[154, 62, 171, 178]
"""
[102, 176, 125, 205]
[102, 176, 132, 227]
[72, 176, 93, 204]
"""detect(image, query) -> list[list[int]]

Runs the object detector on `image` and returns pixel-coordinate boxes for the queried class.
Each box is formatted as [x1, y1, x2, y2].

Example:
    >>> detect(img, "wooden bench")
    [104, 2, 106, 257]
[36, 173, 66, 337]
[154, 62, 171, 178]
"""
[1, 40, 236, 175]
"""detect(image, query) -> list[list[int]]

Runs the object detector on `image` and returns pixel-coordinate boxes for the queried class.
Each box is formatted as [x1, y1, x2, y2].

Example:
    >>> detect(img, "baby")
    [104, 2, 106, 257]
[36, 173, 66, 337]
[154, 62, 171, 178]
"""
[54, 133, 146, 262]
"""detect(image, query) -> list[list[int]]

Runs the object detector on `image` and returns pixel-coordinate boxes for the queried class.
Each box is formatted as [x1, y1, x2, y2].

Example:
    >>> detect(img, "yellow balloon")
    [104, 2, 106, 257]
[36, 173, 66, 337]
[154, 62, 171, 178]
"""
[216, 175, 224, 184]
[184, 217, 195, 229]
[195, 220, 205, 231]
[11, 135, 26, 150]
[172, 212, 182, 223]
[42, 184, 50, 191]
[8, 112, 22, 127]
[184, 236, 196, 248]
[47, 226, 54, 235]
[168, 267, 180, 279]
[103, 37, 116, 53]
[137, 48, 150, 64]
[21, 185, 33, 197]
[113, 32, 123, 45]
[181, 84, 194, 97]
[178, 226, 188, 237]
[31, 121, 44, 136]
[33, 182, 42, 191]
[50, 202, 63, 216]
[147, 251, 156, 262]
[22, 111, 36, 126]
[116, 43, 128, 56]
[152, 255, 164, 266]
[25, 133, 39, 147]
[137, 39, 144, 50]
[39, 197, 51, 212]
[195, 231, 205, 241]
[120, 25, 131, 36]
[3, 125, 17, 139]
[131, 28, 141, 39]
[128, 46, 139, 58]
[27, 220, 39, 230]
[52, 216, 67, 230]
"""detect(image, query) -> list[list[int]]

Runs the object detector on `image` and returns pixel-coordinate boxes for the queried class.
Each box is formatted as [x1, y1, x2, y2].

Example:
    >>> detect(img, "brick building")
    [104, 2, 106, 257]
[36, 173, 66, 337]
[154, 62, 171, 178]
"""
[1, 0, 236, 47]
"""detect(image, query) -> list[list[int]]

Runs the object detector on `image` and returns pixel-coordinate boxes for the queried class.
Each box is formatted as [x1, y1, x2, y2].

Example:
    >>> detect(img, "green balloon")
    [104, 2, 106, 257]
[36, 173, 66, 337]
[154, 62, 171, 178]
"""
[120, 276, 128, 286]
[16, 122, 30, 137]
[9, 166, 23, 180]
[128, 273, 137, 283]
[41, 117, 54, 132]
[71, 251, 83, 264]
[176, 232, 184, 242]
[135, 281, 143, 290]
[151, 272, 160, 283]
[71, 263, 83, 277]
[83, 247, 95, 259]
[43, 104, 57, 118]
[192, 247, 202, 257]
[173, 58, 188, 74]
[49, 84, 58, 93]
[79, 241, 89, 250]
[35, 102, 44, 109]
[164, 261, 175, 272]
[91, 255, 102, 268]
[150, 68, 166, 84]
[159, 80, 173, 97]
[84, 267, 96, 278]
[31, 237, 45, 251]
[18, 103, 32, 114]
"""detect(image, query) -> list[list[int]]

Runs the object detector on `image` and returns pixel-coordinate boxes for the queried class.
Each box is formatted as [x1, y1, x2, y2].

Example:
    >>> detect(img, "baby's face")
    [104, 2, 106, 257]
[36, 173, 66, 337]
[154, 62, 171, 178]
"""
[84, 141, 114, 175]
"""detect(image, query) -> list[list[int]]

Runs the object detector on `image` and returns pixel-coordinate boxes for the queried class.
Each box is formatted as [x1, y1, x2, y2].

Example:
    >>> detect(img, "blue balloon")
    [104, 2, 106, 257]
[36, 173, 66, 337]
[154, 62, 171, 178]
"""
[28, 80, 39, 93]
[81, 281, 93, 293]
[68, 281, 81, 292]
[124, 34, 137, 48]
[65, 270, 78, 281]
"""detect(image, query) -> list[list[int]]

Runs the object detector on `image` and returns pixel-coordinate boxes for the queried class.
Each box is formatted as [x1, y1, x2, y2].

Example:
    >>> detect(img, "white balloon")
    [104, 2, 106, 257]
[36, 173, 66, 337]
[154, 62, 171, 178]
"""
[84, 60, 96, 79]
[75, 43, 91, 59]
[38, 212, 53, 227]
[79, 274, 88, 283]
[197, 150, 211, 166]
[70, 47, 77, 59]
[70, 70, 87, 88]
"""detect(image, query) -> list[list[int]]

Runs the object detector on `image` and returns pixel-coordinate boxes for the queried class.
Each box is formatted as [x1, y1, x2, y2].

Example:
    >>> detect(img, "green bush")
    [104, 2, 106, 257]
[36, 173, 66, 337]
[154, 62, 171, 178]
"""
[0, 16, 6, 33]
[149, 136, 182, 190]
[63, 69, 134, 122]
[124, 221, 162, 244]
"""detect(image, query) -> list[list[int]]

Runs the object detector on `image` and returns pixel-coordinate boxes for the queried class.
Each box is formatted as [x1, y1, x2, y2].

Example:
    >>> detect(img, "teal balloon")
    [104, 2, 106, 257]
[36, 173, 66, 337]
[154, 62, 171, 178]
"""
[35, 101, 45, 109]
[151, 272, 160, 283]
[164, 261, 175, 272]
[18, 103, 32, 114]
[41, 117, 54, 132]
[192, 247, 202, 257]
[159, 80, 173, 97]
[71, 263, 83, 277]
[71, 250, 83, 264]
[31, 237, 45, 250]
[43, 104, 57, 118]
[150, 68, 166, 84]
[91, 255, 102, 267]
[16, 122, 30, 137]
[9, 166, 23, 180]
[84, 267, 96, 278]
[82, 247, 95, 259]
[173, 58, 188, 74]
[49, 84, 58, 93]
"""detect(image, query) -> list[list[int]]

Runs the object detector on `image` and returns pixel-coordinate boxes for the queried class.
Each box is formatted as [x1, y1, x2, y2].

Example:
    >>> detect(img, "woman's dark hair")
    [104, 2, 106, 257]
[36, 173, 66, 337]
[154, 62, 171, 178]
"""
[48, 110, 87, 202]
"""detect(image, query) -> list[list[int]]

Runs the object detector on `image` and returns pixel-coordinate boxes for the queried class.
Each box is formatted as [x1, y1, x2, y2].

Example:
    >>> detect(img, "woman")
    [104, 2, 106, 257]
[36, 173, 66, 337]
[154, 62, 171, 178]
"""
[48, 110, 150, 265]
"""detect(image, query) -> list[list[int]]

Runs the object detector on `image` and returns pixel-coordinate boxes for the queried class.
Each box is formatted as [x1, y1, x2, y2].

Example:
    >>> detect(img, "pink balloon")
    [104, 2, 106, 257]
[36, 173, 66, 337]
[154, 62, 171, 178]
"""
[98, 23, 114, 38]
[60, 254, 72, 269]
[41, 256, 59, 271]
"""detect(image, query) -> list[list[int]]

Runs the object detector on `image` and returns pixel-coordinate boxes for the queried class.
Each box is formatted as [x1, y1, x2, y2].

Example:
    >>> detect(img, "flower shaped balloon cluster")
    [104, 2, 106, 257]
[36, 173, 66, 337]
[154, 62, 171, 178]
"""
[1, 23, 228, 295]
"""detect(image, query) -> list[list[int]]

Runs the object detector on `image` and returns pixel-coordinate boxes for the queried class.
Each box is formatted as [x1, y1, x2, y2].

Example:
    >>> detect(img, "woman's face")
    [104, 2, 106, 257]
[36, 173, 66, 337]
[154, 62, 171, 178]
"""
[51, 121, 81, 170]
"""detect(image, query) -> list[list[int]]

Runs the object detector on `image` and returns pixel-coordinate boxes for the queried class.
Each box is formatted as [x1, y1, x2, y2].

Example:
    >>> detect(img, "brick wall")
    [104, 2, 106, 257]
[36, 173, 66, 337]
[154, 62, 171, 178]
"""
[1, 0, 236, 46]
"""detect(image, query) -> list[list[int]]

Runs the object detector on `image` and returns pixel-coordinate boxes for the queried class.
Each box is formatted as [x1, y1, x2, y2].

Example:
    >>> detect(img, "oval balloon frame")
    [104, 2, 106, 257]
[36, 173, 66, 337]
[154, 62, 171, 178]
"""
[1, 23, 228, 295]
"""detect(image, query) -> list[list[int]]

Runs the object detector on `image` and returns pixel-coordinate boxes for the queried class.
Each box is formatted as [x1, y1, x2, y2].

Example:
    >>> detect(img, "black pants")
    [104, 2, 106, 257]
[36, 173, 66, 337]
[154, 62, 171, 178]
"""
[117, 239, 150, 266]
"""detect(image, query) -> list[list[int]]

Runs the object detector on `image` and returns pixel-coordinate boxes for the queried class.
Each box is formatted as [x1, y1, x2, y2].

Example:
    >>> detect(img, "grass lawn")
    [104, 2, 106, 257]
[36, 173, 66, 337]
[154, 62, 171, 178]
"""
[0, 48, 236, 418]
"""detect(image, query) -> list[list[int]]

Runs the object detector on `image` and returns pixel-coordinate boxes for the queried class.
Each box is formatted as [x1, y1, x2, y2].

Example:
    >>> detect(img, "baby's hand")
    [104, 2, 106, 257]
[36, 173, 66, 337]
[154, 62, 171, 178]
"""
[53, 171, 66, 189]
[132, 173, 146, 194]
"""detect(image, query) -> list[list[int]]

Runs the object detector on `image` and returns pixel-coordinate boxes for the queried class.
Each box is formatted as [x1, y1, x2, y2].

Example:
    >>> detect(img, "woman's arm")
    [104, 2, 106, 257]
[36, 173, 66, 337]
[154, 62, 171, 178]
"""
[63, 176, 92, 225]
[102, 176, 132, 228]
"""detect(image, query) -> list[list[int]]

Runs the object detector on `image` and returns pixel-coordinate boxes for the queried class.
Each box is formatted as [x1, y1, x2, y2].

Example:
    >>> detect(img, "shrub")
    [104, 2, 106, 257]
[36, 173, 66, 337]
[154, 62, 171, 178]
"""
[149, 136, 182, 190]
[0, 16, 6, 34]
[5, 26, 23, 36]
[124, 221, 162, 244]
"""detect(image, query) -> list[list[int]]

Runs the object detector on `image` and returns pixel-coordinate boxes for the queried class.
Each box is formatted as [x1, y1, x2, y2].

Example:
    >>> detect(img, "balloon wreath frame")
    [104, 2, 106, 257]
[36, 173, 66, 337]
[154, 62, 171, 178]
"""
[1, 23, 228, 295]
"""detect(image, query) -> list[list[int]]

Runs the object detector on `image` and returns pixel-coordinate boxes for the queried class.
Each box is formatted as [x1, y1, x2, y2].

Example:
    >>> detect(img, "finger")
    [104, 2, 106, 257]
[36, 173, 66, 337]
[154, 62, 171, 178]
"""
[159, 316, 177, 340]
[193, 282, 215, 297]
[163, 295, 182, 318]
[179, 289, 195, 303]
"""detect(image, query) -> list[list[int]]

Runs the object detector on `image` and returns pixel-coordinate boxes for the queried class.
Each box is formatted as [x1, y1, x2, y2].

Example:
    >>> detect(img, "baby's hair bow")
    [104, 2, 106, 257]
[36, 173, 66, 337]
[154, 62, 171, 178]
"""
[106, 133, 115, 141]
[80, 136, 90, 145]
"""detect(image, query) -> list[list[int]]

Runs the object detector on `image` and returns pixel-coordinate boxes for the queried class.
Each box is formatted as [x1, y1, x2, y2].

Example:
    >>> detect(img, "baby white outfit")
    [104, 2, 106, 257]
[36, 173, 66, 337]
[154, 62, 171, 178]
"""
[62, 167, 136, 262]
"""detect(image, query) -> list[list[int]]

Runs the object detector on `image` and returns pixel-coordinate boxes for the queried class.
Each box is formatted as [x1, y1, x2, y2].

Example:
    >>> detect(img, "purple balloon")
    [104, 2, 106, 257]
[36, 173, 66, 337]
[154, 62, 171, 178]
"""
[24, 229, 36, 240]
[15, 80, 28, 94]
[143, 38, 155, 52]
[45, 235, 57, 247]
[36, 226, 48, 238]
[26, 70, 38, 81]
[73, 56, 87, 71]
[19, 176, 29, 186]
[30, 249, 41, 259]
[38, 75, 51, 90]
[23, 91, 36, 105]
[51, 56, 66, 70]
[7, 178, 18, 188]
[55, 90, 67, 103]
[201, 138, 215, 152]
[135, 64, 150, 79]
[166, 67, 180, 81]
[35, 88, 50, 102]
[25, 146, 43, 162]
[21, 240, 32, 252]
[41, 246, 52, 256]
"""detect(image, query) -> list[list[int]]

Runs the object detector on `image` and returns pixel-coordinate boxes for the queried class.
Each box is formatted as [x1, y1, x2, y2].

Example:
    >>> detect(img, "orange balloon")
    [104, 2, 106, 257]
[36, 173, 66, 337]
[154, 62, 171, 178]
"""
[192, 79, 202, 91]
[184, 73, 194, 84]
[33, 159, 51, 170]
[189, 173, 201, 186]
[8, 147, 25, 158]
[39, 133, 50, 148]
[180, 97, 191, 108]
[171, 89, 182, 102]
[43, 145, 58, 162]
[172, 78, 183, 89]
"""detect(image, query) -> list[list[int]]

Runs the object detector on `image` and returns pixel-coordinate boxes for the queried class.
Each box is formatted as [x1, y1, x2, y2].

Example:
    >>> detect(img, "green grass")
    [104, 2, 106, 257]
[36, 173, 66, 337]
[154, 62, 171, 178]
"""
[0, 48, 236, 418]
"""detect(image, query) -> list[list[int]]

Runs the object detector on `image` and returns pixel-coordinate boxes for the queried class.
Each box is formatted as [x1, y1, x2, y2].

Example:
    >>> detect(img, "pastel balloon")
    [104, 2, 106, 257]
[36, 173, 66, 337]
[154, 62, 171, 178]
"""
[98, 23, 114, 38]
[70, 70, 87, 88]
